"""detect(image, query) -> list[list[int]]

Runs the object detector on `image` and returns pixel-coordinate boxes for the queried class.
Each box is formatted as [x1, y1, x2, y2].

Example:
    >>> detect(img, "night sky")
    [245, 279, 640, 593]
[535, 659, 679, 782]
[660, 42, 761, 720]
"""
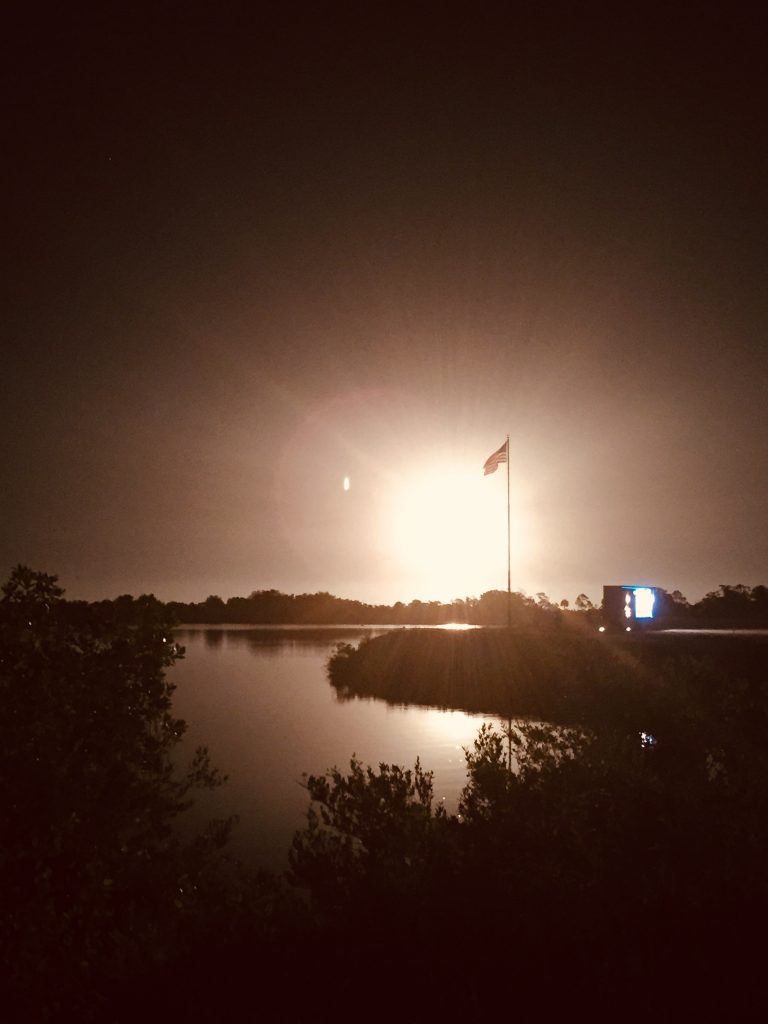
[3, 7, 767, 605]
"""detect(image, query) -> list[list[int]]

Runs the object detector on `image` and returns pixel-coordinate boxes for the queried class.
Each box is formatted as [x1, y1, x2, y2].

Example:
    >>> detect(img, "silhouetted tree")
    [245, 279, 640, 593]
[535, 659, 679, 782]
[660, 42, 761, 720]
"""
[289, 757, 444, 917]
[291, 662, 768, 1014]
[0, 567, 234, 1017]
[2, 563, 64, 614]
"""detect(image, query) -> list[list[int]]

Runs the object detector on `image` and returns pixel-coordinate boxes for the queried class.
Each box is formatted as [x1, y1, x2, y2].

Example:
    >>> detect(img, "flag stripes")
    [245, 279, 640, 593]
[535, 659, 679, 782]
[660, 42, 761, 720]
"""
[483, 440, 508, 476]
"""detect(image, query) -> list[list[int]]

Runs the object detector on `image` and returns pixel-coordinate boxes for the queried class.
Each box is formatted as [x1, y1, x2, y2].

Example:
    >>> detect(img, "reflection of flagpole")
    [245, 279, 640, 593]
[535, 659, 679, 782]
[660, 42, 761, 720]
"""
[506, 434, 511, 629]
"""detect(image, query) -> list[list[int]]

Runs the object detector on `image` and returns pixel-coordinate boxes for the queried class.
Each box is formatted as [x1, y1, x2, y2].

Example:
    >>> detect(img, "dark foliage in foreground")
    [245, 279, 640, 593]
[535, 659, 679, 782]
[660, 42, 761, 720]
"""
[310, 624, 768, 1013]
[6, 564, 768, 1019]
[0, 566, 276, 1019]
[290, 675, 768, 1015]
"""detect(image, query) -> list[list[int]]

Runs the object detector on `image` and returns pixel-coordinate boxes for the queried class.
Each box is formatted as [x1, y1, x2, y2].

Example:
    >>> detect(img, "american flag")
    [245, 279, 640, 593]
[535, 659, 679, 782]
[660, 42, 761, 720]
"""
[483, 439, 508, 475]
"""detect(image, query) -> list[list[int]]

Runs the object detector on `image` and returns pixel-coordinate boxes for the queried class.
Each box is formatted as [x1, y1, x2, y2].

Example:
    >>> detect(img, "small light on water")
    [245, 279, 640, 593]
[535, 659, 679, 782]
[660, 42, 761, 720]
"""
[598, 626, 606, 633]
[343, 476, 350, 491]
[626, 626, 631, 632]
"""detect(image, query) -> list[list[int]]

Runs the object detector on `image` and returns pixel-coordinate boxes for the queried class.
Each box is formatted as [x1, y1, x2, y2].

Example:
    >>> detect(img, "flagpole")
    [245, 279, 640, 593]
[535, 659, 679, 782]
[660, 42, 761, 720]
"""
[506, 433, 511, 629]
[483, 438, 512, 627]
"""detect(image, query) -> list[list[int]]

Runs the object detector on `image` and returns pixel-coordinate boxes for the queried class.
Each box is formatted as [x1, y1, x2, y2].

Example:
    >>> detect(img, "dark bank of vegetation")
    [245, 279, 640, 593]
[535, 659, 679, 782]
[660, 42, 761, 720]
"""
[163, 587, 559, 625]
[0, 566, 252, 1019]
[1, 566, 316, 1020]
[5, 565, 768, 1019]
[329, 622, 768, 723]
[80, 581, 768, 628]
[304, 624, 768, 1016]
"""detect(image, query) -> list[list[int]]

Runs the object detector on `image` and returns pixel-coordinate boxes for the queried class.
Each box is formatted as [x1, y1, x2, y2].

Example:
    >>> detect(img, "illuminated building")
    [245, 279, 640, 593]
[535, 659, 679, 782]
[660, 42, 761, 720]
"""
[602, 585, 657, 631]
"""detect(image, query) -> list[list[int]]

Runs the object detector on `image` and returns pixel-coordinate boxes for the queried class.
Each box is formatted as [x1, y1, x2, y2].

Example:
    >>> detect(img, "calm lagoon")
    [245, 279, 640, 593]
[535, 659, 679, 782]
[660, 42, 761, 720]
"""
[171, 625, 499, 868]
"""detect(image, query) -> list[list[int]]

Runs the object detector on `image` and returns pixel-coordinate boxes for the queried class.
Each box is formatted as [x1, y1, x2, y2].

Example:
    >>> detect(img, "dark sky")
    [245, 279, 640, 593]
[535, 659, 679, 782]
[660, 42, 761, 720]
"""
[2, 6, 767, 605]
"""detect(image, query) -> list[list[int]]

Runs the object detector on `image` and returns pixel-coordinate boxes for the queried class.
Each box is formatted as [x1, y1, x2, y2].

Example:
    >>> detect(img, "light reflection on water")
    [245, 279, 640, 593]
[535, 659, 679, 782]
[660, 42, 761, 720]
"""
[171, 626, 496, 869]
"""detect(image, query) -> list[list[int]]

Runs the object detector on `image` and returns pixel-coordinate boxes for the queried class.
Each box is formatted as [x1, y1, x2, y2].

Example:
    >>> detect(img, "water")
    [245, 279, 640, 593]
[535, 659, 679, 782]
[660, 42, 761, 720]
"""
[171, 625, 498, 868]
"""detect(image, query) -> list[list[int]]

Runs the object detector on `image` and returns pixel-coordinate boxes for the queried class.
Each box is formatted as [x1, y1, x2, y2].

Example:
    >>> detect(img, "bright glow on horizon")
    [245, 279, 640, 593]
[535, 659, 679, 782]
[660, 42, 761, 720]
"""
[380, 461, 532, 602]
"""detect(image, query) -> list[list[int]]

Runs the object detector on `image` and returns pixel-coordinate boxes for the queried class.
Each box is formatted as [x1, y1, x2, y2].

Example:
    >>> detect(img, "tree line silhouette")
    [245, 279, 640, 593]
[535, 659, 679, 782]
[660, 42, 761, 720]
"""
[68, 582, 768, 628]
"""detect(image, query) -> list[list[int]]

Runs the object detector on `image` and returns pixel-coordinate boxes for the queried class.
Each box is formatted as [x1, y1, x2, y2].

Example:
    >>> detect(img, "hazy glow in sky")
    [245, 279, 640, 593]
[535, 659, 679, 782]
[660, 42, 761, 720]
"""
[2, 10, 767, 605]
[383, 462, 530, 603]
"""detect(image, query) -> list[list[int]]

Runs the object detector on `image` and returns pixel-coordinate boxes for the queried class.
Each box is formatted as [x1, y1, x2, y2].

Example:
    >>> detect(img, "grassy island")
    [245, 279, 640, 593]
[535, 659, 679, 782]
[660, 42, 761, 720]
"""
[329, 624, 768, 733]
